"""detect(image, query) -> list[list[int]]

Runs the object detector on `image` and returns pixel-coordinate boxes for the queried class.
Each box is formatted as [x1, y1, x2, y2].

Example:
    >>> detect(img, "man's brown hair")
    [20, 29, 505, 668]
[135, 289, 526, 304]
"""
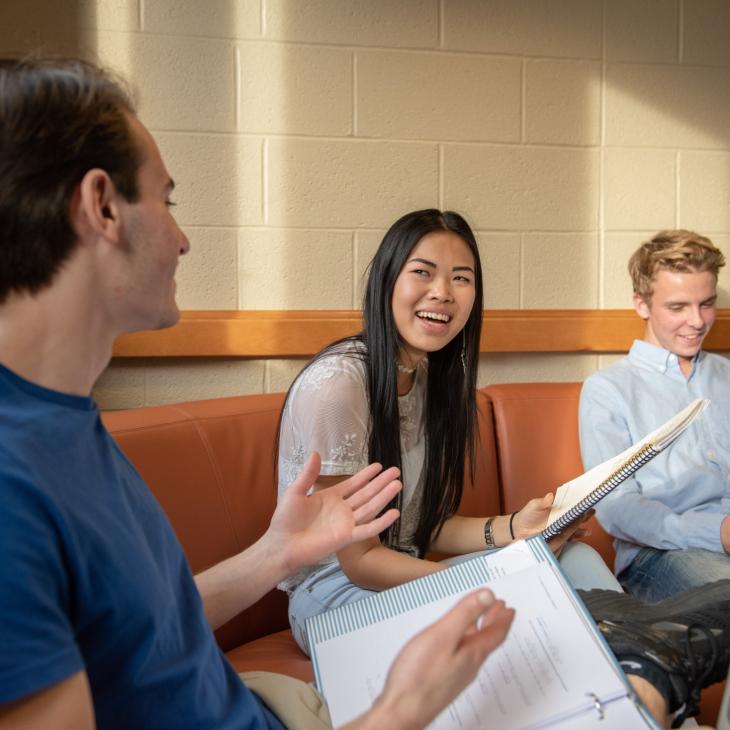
[0, 57, 141, 303]
[628, 229, 725, 301]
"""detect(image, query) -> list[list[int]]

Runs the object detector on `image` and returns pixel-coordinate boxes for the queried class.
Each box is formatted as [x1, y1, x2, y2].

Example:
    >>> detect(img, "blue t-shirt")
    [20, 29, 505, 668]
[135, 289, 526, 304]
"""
[0, 364, 284, 729]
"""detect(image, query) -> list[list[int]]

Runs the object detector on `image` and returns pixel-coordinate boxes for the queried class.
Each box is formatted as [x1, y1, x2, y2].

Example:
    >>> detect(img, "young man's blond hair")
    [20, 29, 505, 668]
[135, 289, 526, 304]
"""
[628, 229, 725, 303]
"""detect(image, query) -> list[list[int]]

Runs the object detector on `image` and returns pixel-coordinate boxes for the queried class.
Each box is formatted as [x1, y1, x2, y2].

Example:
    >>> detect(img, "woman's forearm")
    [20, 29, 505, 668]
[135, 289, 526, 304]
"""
[431, 514, 513, 555]
[338, 541, 445, 591]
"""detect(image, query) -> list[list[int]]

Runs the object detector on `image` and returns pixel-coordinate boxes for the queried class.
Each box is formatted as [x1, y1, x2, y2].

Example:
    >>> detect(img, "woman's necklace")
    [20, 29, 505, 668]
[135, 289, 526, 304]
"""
[396, 362, 416, 374]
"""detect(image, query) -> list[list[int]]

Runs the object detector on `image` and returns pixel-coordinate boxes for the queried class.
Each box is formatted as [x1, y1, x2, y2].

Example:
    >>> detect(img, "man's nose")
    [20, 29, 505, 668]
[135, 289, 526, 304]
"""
[687, 306, 704, 328]
[178, 228, 191, 256]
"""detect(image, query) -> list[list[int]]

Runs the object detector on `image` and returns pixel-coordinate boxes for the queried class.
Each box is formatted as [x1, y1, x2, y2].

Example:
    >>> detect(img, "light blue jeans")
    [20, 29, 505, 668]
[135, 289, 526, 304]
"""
[288, 542, 621, 655]
[619, 547, 730, 603]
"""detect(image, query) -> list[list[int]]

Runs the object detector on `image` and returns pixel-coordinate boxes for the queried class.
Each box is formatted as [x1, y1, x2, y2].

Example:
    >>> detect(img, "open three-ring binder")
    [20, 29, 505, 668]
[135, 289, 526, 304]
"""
[542, 398, 709, 540]
[307, 538, 662, 729]
[306, 399, 709, 728]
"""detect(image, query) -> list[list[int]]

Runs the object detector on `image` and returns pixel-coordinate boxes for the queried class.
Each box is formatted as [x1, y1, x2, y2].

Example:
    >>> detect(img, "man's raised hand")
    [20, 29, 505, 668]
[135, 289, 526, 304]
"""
[269, 452, 401, 574]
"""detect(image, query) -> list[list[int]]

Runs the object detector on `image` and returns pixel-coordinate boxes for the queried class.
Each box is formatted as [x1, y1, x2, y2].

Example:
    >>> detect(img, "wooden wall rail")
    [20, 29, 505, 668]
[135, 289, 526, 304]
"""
[112, 309, 730, 358]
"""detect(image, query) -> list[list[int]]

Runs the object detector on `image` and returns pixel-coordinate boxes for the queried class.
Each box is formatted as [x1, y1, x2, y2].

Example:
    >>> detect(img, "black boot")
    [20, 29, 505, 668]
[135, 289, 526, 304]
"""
[579, 579, 730, 728]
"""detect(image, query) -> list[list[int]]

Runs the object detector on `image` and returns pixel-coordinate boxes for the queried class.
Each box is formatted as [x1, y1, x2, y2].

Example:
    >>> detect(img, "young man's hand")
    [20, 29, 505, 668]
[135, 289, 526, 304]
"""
[345, 590, 515, 730]
[195, 453, 401, 629]
[270, 452, 402, 575]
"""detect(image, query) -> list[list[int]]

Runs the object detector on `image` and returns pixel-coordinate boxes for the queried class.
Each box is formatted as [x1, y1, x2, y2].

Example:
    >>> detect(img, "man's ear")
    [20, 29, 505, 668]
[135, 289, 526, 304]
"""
[633, 292, 651, 320]
[71, 169, 124, 244]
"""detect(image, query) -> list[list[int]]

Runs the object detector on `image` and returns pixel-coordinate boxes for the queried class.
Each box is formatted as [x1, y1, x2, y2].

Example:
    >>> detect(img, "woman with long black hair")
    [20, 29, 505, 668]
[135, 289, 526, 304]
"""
[277, 209, 616, 653]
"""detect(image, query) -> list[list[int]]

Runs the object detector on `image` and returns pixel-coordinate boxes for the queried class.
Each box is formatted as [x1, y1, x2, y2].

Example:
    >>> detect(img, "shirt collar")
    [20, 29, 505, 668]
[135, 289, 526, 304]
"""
[627, 339, 702, 377]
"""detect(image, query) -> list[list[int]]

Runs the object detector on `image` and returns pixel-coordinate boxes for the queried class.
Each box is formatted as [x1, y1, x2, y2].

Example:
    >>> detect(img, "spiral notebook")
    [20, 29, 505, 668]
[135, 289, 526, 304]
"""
[307, 538, 661, 729]
[542, 398, 709, 540]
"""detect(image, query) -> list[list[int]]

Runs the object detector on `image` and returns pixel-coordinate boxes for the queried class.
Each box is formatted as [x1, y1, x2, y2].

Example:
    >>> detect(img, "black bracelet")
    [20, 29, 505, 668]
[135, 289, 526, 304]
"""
[509, 511, 518, 540]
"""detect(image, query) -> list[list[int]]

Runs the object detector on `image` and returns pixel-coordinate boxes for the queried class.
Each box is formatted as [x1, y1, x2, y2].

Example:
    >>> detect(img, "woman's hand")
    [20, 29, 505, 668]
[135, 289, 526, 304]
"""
[512, 492, 594, 555]
[513, 494, 593, 556]
[511, 493, 554, 539]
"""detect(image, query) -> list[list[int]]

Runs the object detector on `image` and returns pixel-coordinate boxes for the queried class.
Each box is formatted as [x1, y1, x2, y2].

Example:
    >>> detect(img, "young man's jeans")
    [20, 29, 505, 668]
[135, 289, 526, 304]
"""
[620, 547, 730, 603]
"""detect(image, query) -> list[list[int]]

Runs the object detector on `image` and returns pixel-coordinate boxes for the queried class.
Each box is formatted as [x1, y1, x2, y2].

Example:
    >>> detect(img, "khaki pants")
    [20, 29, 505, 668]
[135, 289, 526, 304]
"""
[240, 671, 333, 730]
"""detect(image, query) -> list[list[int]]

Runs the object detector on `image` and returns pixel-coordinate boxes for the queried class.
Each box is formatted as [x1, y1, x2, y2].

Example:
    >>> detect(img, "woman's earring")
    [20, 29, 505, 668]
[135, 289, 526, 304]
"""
[460, 331, 467, 375]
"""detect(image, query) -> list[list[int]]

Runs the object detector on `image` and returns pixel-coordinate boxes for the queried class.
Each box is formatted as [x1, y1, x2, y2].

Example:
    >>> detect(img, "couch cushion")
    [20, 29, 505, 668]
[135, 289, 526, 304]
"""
[226, 630, 314, 683]
[458, 388, 502, 517]
[483, 383, 615, 567]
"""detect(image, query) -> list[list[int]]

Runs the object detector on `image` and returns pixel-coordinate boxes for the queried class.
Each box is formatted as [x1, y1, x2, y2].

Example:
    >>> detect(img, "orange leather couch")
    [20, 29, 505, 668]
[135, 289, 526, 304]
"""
[102, 390, 500, 682]
[102, 382, 722, 726]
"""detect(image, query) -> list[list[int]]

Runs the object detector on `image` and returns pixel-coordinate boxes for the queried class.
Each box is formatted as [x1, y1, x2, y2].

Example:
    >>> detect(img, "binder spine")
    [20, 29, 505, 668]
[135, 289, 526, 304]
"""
[542, 444, 658, 540]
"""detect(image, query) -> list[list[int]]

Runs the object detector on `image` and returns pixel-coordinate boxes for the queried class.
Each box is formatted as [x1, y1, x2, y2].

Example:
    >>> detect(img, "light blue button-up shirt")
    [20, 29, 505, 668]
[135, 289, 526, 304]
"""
[579, 340, 730, 575]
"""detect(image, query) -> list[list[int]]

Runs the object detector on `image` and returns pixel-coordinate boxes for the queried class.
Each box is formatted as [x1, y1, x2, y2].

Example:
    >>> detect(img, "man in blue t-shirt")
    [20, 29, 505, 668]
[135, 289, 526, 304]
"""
[1, 57, 729, 730]
[0, 57, 515, 730]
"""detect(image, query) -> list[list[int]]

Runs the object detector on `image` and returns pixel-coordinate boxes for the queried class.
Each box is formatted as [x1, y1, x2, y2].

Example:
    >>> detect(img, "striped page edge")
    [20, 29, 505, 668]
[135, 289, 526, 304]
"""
[306, 538, 551, 647]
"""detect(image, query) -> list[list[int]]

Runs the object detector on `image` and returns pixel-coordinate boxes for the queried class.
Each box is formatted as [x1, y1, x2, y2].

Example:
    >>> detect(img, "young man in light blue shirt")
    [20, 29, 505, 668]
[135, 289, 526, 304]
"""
[580, 230, 730, 602]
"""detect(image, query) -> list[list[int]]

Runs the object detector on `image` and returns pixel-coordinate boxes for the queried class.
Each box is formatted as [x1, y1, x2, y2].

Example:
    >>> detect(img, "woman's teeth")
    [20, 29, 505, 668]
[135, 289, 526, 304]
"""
[417, 311, 450, 322]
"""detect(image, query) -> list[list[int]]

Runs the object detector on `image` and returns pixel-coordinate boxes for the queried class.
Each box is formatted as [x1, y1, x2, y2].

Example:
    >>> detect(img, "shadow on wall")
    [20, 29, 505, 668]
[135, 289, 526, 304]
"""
[0, 1, 99, 58]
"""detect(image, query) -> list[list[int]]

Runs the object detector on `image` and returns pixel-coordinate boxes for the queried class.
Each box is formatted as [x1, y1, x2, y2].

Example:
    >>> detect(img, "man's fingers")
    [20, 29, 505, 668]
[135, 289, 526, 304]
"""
[287, 452, 322, 496]
[351, 477, 402, 524]
[466, 602, 515, 656]
[351, 508, 401, 542]
[334, 463, 388, 499]
[426, 590, 499, 646]
[343, 465, 401, 509]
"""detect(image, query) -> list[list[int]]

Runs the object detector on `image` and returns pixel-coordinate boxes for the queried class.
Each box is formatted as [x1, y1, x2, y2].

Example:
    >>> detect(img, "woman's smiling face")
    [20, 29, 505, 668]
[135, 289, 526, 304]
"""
[391, 230, 476, 367]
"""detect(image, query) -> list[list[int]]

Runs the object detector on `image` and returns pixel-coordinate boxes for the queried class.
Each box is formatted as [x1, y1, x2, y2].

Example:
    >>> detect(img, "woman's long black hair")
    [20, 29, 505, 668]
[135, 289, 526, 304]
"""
[279, 209, 483, 555]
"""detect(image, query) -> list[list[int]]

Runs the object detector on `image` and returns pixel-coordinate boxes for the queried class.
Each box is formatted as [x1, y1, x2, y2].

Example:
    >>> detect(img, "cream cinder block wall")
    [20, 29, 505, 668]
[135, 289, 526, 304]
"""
[2, 0, 730, 409]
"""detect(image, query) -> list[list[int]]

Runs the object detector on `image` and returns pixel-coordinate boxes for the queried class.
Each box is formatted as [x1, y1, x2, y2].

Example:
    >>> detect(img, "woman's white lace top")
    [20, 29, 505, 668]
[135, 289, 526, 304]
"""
[277, 343, 426, 592]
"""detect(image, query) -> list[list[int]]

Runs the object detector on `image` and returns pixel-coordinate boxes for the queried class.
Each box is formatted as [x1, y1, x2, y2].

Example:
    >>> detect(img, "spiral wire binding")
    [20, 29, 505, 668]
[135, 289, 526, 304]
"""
[542, 444, 658, 540]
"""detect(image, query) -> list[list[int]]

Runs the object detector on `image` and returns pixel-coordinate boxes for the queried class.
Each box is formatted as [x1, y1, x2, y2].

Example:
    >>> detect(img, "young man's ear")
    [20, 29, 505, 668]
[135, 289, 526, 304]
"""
[71, 169, 123, 244]
[633, 292, 651, 320]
